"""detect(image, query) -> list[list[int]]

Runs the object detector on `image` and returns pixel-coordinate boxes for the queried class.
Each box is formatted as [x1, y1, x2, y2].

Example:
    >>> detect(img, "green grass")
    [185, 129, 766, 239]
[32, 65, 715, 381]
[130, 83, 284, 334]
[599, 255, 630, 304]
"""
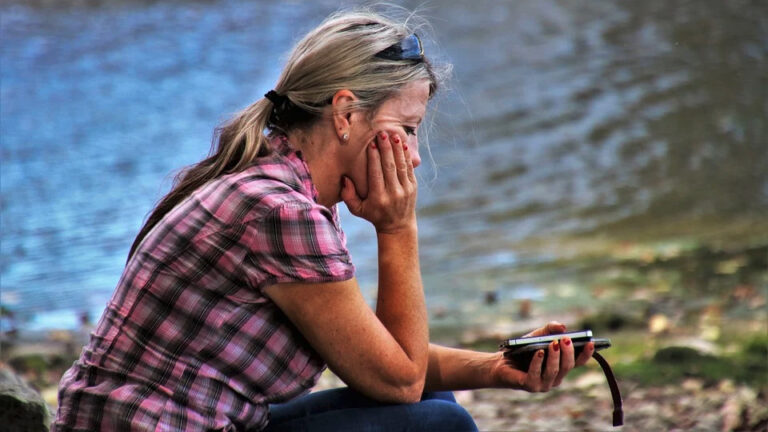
[614, 334, 768, 388]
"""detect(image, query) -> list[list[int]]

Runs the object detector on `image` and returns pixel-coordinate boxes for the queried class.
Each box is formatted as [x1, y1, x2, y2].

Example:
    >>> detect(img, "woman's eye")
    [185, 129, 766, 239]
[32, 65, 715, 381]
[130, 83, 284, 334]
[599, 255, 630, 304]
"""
[403, 126, 416, 136]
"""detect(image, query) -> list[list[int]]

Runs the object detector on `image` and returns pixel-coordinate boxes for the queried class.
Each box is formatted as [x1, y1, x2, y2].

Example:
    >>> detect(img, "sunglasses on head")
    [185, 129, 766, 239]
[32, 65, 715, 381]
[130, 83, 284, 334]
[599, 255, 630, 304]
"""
[374, 34, 424, 62]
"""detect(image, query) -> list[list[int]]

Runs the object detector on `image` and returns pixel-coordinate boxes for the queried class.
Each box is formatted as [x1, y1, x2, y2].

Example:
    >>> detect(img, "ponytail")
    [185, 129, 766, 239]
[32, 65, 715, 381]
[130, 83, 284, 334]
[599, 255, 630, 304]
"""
[127, 99, 273, 261]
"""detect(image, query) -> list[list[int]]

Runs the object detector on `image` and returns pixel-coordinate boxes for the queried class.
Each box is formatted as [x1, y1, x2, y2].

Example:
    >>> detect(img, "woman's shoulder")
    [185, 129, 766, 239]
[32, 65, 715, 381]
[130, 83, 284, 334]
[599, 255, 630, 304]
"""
[201, 155, 320, 225]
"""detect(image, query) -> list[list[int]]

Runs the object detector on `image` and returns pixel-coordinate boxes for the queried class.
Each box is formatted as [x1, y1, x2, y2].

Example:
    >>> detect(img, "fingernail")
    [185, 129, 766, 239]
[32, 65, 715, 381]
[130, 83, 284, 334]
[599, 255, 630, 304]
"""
[553, 341, 559, 352]
[564, 338, 571, 346]
[379, 132, 387, 140]
[392, 135, 400, 143]
[370, 142, 377, 149]
[404, 144, 408, 151]
[538, 350, 545, 358]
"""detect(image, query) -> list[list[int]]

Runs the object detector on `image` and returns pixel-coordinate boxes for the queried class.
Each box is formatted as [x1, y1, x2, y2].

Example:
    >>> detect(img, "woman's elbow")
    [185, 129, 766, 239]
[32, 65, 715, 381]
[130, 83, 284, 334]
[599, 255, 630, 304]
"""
[400, 381, 426, 404]
[375, 382, 423, 404]
[381, 368, 426, 404]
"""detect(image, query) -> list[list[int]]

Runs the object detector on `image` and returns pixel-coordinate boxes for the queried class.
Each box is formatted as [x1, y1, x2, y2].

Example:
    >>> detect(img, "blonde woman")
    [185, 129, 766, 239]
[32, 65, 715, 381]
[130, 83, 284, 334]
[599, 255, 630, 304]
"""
[53, 10, 592, 432]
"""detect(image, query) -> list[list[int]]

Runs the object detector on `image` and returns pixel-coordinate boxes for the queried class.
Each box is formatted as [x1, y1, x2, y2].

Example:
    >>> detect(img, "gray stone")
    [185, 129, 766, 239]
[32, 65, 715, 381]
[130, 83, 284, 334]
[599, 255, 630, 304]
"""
[0, 367, 52, 432]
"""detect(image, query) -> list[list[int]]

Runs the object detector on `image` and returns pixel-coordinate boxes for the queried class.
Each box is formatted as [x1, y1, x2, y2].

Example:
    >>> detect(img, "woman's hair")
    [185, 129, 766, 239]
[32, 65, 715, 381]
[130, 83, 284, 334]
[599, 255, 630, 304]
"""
[128, 8, 449, 260]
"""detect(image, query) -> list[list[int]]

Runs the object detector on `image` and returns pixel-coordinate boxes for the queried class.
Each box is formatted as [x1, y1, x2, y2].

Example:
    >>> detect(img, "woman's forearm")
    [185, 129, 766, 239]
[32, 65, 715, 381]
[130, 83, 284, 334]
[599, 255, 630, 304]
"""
[424, 344, 500, 391]
[375, 226, 429, 379]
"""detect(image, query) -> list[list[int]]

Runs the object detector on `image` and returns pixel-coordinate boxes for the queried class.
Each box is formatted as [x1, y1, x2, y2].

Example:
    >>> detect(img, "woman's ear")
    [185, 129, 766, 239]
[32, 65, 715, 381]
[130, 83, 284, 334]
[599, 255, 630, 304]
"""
[332, 89, 357, 142]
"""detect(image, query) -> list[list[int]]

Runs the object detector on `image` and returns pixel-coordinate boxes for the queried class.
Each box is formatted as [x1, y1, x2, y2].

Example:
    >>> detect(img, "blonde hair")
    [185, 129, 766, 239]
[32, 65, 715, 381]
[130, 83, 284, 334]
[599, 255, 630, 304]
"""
[129, 8, 449, 259]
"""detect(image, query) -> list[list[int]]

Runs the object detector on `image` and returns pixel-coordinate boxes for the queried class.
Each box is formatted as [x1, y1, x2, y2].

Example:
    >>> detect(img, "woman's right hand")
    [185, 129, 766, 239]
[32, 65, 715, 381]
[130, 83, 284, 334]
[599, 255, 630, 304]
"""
[341, 130, 418, 234]
[490, 322, 594, 392]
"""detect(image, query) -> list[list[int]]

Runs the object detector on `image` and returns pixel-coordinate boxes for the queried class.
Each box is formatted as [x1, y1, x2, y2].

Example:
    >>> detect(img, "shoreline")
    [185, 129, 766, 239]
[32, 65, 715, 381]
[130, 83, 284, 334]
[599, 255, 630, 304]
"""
[2, 318, 766, 431]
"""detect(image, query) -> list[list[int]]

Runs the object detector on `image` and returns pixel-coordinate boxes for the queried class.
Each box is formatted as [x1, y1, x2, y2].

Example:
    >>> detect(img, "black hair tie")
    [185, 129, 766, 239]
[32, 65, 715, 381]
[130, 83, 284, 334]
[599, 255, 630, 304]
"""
[265, 90, 290, 127]
[264, 89, 318, 131]
[264, 90, 287, 105]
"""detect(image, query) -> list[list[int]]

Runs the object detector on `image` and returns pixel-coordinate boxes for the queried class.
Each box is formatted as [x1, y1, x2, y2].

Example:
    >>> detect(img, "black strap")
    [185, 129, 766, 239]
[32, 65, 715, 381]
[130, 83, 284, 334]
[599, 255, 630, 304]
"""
[592, 351, 624, 427]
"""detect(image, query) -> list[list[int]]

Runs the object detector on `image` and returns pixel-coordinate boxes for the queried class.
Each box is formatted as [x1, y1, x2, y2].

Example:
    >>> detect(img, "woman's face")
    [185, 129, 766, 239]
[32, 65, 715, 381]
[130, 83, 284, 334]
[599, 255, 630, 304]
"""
[344, 79, 430, 198]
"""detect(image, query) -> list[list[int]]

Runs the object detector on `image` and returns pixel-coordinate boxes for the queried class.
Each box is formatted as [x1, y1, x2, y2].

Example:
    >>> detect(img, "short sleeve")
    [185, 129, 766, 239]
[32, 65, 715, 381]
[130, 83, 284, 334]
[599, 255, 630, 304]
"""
[243, 202, 355, 290]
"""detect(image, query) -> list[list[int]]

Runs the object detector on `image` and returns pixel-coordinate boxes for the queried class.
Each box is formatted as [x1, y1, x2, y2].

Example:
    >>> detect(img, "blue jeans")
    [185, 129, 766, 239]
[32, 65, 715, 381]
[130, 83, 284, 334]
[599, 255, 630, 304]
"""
[263, 387, 478, 431]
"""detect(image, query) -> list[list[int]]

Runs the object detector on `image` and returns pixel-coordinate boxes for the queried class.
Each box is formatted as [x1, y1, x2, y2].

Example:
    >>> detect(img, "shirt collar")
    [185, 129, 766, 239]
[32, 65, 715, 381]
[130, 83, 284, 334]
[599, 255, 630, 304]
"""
[268, 134, 321, 204]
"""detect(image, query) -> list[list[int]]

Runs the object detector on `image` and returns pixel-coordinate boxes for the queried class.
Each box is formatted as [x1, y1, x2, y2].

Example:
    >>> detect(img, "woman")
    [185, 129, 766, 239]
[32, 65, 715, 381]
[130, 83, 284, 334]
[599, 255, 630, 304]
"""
[54, 10, 593, 432]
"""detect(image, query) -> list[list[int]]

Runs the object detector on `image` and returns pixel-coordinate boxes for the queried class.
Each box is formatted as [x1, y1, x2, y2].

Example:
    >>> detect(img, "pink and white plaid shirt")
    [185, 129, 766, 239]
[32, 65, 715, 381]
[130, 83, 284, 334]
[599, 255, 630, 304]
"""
[54, 136, 355, 431]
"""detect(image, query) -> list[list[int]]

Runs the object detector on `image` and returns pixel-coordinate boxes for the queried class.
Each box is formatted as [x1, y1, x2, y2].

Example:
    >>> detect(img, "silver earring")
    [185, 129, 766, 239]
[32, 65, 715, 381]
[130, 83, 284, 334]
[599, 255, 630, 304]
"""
[342, 132, 349, 141]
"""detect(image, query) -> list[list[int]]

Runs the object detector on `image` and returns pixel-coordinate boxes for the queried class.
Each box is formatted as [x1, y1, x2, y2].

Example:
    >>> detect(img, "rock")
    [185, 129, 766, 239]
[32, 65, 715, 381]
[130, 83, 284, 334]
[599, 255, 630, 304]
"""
[664, 337, 720, 355]
[454, 390, 474, 405]
[0, 367, 52, 432]
[721, 394, 742, 432]
[681, 378, 704, 391]
[518, 299, 532, 319]
[653, 346, 710, 364]
[41, 386, 59, 408]
[312, 369, 345, 392]
[648, 313, 671, 334]
[483, 291, 498, 305]
[579, 309, 645, 332]
[571, 371, 605, 389]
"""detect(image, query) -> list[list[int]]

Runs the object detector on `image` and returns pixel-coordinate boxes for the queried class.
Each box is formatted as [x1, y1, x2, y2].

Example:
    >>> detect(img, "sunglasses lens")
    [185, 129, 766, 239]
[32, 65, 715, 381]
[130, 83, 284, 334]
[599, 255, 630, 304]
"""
[401, 34, 423, 59]
[374, 34, 424, 61]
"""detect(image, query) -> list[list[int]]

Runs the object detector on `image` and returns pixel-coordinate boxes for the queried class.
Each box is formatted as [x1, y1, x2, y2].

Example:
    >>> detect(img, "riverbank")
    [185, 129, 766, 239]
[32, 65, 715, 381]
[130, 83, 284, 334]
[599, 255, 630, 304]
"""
[3, 310, 766, 431]
[3, 236, 765, 430]
[313, 369, 767, 431]
[312, 320, 768, 431]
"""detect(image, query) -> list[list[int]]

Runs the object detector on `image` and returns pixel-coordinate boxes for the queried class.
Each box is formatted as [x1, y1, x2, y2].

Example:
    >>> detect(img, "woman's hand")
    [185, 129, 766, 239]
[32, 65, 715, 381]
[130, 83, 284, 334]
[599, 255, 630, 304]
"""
[491, 322, 594, 392]
[341, 130, 417, 234]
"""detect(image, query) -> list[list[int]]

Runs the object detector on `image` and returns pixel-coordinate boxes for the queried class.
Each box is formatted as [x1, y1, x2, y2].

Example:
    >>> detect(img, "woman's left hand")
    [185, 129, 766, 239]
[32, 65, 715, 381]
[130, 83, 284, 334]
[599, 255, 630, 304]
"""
[489, 321, 594, 392]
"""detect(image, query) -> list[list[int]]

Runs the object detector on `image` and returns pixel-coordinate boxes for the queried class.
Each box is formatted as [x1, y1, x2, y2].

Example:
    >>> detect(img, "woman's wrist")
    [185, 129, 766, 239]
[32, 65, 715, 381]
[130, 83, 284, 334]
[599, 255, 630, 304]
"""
[375, 218, 418, 236]
[487, 351, 507, 388]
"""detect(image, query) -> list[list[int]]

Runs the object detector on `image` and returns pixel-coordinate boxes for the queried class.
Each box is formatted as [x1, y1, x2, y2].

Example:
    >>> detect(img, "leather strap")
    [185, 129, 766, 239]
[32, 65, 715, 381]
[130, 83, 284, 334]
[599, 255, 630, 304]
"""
[592, 351, 624, 426]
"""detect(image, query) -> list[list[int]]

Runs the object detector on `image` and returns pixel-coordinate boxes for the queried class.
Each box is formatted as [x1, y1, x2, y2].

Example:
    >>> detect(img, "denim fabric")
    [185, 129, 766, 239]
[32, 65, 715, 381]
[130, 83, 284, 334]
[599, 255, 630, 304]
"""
[263, 387, 478, 432]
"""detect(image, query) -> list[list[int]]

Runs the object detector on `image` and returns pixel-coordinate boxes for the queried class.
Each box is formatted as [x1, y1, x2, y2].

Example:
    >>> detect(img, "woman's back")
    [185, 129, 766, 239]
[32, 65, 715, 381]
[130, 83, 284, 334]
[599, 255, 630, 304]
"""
[53, 138, 354, 431]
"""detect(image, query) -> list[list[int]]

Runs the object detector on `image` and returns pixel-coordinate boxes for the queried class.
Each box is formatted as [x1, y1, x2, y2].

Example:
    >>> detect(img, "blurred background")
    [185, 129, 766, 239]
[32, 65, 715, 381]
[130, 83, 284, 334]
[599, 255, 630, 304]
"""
[1, 0, 766, 429]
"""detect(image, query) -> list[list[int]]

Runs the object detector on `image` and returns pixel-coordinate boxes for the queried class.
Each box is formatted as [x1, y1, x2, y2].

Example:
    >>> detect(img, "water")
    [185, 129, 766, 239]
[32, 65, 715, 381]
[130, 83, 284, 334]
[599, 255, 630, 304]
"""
[2, 0, 767, 331]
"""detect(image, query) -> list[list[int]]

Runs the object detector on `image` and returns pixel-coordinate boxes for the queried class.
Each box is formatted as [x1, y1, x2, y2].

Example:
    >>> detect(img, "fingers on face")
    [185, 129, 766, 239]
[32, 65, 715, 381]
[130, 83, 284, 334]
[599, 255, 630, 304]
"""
[404, 146, 417, 184]
[389, 132, 410, 185]
[375, 132, 399, 188]
[367, 136, 384, 192]
[375, 131, 413, 190]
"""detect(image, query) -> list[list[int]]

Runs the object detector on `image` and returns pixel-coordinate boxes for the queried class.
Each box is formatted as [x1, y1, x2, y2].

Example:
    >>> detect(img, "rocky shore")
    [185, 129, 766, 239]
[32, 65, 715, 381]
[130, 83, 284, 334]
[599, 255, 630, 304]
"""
[2, 314, 766, 431]
[311, 357, 767, 431]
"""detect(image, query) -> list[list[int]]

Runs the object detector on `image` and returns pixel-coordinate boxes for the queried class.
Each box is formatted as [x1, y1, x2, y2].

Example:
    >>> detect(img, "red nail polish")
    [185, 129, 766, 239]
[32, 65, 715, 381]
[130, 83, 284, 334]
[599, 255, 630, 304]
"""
[404, 144, 408, 151]
[538, 350, 545, 358]
[553, 342, 559, 352]
[371, 142, 377, 149]
[392, 135, 400, 143]
[379, 132, 387, 140]
[564, 338, 571, 346]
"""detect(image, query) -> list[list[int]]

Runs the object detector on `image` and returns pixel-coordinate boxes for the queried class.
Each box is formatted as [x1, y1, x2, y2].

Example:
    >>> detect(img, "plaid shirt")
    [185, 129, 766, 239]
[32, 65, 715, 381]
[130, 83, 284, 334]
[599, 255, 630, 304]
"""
[53, 136, 355, 431]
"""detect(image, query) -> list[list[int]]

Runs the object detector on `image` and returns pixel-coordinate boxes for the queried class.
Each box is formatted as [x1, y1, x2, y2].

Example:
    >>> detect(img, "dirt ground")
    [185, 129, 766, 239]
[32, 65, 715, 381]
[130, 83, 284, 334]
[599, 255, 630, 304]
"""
[314, 368, 768, 432]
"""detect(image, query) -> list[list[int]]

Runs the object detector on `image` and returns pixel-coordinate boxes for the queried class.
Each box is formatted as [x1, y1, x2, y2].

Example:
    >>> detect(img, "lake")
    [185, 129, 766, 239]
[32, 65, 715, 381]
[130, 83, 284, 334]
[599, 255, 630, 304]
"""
[2, 0, 766, 333]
